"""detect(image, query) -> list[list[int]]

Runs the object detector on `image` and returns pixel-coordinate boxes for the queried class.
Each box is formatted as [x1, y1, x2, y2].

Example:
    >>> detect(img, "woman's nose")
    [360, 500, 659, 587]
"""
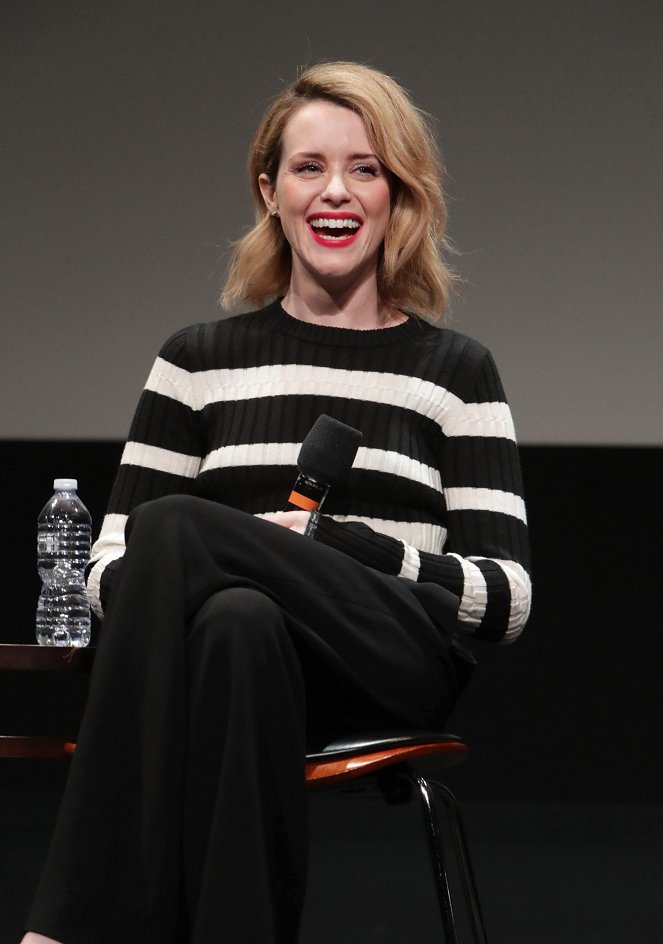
[321, 171, 351, 204]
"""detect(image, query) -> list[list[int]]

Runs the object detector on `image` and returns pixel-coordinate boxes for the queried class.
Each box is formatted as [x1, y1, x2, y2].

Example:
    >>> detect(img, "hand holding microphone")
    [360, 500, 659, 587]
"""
[263, 415, 362, 534]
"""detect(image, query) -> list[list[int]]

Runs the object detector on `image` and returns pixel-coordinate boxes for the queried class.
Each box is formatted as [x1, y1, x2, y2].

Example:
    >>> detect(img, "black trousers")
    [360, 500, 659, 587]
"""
[27, 496, 464, 944]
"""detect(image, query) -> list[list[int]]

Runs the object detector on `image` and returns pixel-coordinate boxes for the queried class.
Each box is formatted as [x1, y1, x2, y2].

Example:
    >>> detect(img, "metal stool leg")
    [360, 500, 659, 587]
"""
[415, 773, 459, 944]
[430, 779, 488, 944]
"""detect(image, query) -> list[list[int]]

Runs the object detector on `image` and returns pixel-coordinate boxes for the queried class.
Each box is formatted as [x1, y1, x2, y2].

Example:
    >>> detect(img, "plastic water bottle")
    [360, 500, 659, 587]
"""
[36, 478, 92, 647]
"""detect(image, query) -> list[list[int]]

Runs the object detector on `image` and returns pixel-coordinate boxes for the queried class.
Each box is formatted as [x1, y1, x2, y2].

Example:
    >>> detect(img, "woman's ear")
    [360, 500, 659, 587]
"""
[258, 173, 278, 216]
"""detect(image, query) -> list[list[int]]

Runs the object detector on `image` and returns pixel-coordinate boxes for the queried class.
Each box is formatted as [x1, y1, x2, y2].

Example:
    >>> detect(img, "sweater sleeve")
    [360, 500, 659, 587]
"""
[309, 350, 532, 644]
[86, 327, 204, 617]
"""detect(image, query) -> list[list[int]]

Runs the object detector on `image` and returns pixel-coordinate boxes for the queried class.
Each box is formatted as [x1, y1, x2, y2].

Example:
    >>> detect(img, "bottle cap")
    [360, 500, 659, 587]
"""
[53, 478, 78, 490]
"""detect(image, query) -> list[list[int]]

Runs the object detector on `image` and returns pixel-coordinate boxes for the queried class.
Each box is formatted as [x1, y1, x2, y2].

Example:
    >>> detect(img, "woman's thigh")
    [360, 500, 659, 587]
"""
[122, 495, 461, 732]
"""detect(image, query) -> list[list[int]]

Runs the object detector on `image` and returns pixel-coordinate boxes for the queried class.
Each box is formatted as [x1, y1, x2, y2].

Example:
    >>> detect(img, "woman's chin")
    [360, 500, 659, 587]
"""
[297, 253, 378, 293]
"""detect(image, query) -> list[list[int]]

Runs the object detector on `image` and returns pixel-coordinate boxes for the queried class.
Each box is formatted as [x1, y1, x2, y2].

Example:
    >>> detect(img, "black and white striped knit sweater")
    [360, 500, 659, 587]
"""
[88, 300, 531, 643]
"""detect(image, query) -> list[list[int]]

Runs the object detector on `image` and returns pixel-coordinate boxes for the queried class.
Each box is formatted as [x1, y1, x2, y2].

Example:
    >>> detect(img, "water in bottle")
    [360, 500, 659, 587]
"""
[36, 478, 92, 647]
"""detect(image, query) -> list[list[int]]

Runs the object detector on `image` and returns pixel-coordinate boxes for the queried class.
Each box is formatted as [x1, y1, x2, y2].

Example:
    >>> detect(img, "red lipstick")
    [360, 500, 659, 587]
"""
[306, 212, 363, 248]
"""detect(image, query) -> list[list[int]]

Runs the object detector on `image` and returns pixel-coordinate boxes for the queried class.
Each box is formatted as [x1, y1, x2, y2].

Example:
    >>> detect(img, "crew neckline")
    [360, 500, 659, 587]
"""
[263, 299, 428, 347]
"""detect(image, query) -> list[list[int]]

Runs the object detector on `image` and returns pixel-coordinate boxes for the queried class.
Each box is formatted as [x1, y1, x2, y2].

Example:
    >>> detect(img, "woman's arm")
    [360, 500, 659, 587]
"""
[86, 327, 204, 617]
[306, 350, 531, 644]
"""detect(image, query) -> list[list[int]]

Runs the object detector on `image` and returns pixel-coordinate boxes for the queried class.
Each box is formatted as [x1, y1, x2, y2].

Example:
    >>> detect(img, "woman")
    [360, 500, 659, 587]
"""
[23, 61, 531, 944]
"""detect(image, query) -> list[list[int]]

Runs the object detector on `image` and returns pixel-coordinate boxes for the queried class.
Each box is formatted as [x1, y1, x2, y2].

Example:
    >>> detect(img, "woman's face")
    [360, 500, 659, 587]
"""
[259, 100, 392, 293]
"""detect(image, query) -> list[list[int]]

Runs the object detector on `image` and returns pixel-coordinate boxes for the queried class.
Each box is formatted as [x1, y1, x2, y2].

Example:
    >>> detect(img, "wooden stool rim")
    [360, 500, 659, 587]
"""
[305, 739, 469, 789]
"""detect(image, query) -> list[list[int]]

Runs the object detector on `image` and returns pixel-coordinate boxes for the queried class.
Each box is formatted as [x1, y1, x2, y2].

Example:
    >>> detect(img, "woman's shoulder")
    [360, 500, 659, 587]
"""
[401, 317, 505, 403]
[410, 316, 493, 371]
[155, 303, 278, 371]
[413, 316, 490, 355]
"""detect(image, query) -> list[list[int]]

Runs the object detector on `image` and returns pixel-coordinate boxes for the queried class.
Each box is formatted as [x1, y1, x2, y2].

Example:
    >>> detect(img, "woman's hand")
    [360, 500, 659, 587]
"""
[262, 510, 311, 535]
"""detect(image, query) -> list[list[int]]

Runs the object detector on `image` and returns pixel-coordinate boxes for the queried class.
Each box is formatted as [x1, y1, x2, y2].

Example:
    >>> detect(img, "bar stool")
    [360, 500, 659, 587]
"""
[306, 731, 487, 944]
[1, 645, 487, 942]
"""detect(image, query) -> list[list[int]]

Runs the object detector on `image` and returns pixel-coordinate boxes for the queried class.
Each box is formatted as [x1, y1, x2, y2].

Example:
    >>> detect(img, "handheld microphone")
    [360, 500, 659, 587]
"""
[286, 415, 362, 512]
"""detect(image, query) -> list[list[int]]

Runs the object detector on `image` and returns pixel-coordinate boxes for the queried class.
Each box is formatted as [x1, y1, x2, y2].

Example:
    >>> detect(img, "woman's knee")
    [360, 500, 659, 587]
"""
[127, 493, 200, 535]
[126, 495, 258, 548]
[189, 587, 287, 658]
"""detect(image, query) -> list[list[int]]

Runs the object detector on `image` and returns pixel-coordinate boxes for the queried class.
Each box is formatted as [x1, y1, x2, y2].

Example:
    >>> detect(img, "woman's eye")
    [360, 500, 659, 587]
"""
[295, 162, 321, 174]
[354, 164, 379, 177]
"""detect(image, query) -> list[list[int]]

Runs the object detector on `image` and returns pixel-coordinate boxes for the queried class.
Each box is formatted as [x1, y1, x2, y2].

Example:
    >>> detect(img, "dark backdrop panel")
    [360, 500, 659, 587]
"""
[449, 445, 661, 805]
[1, 443, 660, 803]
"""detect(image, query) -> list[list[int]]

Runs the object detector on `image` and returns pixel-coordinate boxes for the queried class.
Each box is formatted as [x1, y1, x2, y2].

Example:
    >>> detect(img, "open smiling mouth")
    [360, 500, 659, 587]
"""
[307, 216, 362, 245]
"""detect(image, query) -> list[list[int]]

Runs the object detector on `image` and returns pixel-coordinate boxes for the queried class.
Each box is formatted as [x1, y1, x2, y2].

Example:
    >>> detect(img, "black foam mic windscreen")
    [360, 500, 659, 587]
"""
[286, 415, 362, 512]
[297, 414, 363, 485]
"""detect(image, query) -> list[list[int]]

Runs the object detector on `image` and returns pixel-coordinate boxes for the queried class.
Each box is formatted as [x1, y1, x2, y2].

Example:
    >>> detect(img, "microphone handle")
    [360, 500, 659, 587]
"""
[286, 472, 329, 511]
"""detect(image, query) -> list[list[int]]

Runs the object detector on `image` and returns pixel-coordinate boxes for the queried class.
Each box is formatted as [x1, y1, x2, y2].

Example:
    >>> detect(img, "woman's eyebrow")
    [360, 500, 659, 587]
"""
[289, 151, 379, 161]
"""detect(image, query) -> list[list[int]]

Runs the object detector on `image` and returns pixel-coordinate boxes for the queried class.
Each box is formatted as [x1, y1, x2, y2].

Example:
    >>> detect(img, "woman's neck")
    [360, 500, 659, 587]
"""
[281, 271, 405, 330]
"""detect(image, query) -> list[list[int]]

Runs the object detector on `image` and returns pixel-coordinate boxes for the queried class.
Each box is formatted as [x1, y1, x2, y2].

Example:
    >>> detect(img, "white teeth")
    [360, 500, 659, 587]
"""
[309, 217, 361, 230]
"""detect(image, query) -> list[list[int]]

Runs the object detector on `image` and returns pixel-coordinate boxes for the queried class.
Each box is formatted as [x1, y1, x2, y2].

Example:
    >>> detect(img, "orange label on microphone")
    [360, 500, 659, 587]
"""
[288, 490, 321, 511]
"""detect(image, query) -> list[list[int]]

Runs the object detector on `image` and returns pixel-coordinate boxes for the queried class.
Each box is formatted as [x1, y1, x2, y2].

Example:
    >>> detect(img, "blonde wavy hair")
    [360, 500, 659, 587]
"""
[221, 61, 456, 320]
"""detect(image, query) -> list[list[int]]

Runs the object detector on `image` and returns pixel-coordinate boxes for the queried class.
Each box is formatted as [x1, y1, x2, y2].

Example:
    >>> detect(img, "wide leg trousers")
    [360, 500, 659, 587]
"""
[27, 496, 464, 944]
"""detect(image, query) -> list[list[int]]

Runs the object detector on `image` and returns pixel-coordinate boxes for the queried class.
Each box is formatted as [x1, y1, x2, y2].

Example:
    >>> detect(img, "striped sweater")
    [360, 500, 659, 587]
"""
[88, 301, 531, 643]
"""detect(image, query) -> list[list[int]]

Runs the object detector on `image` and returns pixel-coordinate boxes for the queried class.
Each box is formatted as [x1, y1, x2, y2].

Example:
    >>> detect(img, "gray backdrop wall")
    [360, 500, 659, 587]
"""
[3, 9, 662, 940]
[3, 0, 661, 444]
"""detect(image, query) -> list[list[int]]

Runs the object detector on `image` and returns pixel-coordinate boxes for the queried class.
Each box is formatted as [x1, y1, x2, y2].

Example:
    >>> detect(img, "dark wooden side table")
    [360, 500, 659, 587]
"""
[0, 644, 95, 758]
